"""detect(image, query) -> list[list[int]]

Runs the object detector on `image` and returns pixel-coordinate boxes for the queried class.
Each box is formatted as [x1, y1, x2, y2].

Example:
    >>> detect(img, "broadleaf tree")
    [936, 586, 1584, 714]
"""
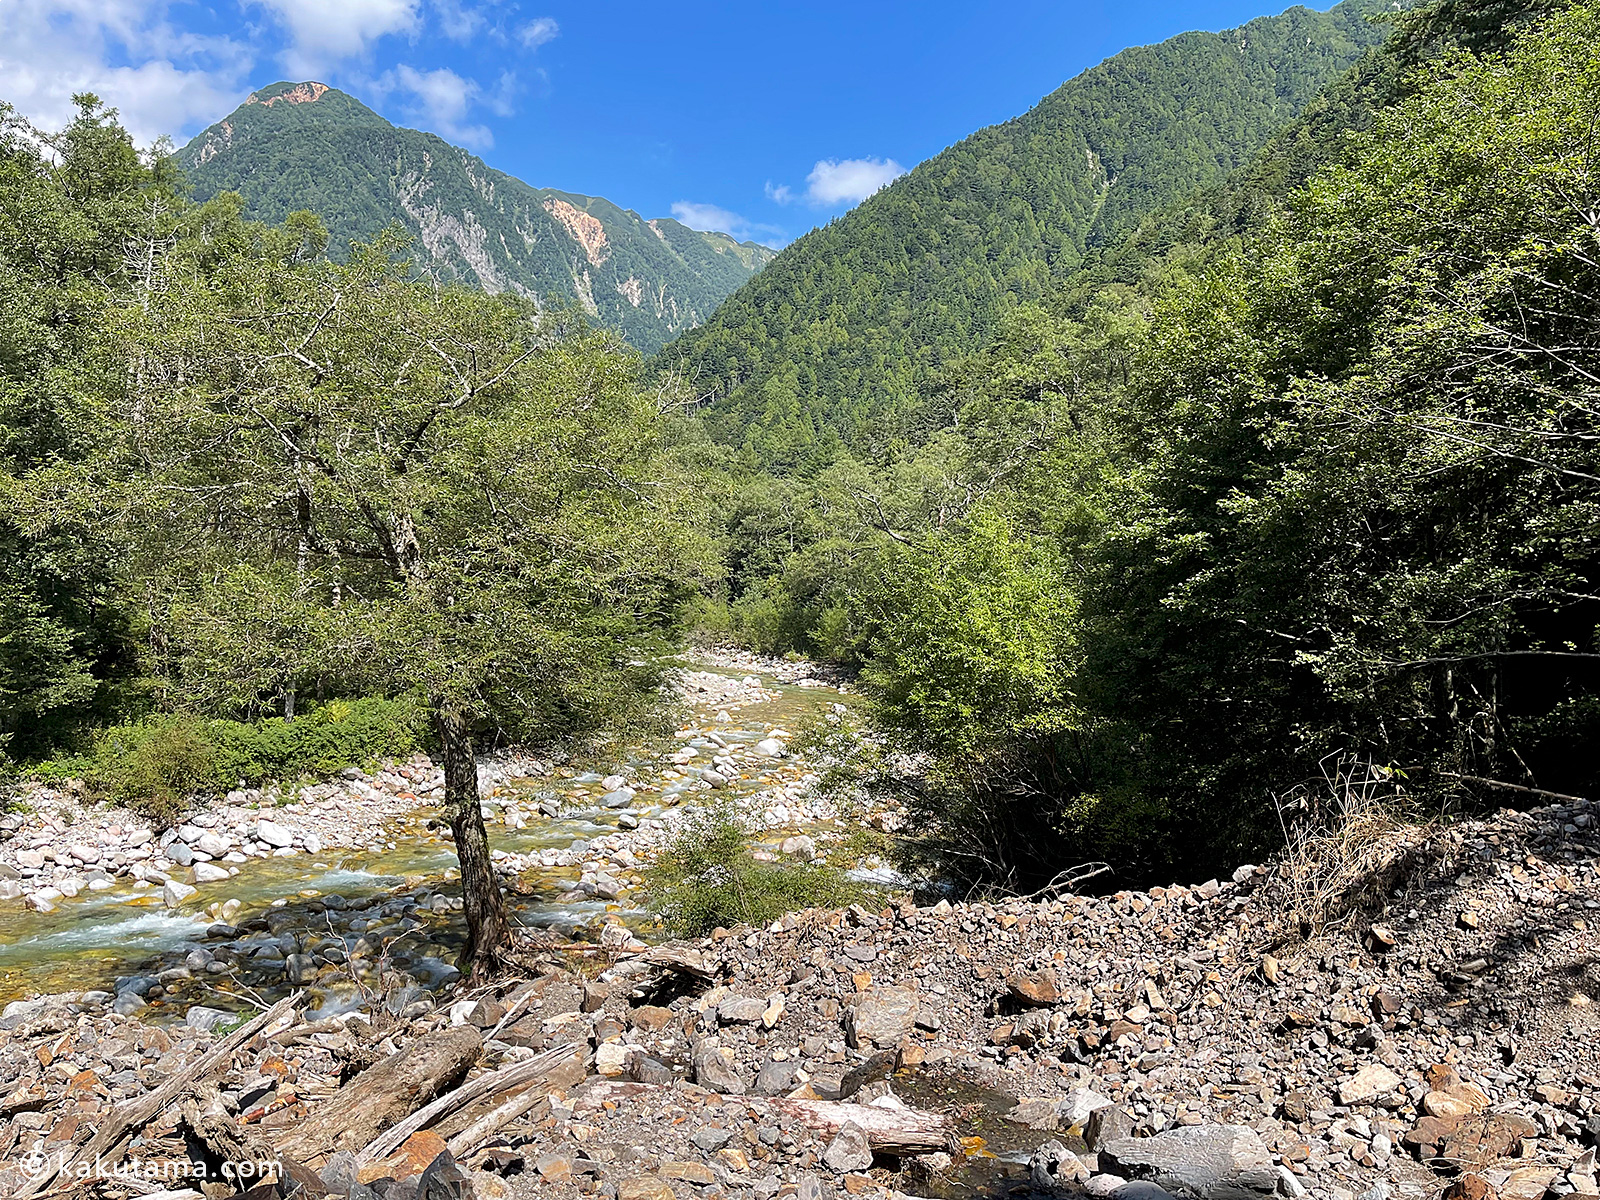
[112, 229, 707, 976]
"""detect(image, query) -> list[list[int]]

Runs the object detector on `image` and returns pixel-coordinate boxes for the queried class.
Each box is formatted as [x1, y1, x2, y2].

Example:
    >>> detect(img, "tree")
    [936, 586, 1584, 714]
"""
[114, 232, 706, 976]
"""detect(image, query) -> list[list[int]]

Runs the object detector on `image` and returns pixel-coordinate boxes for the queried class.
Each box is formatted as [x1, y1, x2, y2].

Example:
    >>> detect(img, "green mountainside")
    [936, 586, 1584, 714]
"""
[657, 0, 1389, 457]
[178, 82, 775, 354]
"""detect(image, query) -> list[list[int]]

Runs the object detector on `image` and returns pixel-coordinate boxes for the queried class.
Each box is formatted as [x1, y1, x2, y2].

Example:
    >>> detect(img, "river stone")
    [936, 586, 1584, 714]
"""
[1059, 1087, 1115, 1129]
[1339, 1064, 1403, 1106]
[113, 991, 147, 1016]
[844, 985, 918, 1048]
[823, 1121, 873, 1173]
[1085, 1105, 1138, 1150]
[694, 1127, 734, 1152]
[602, 788, 635, 808]
[0, 880, 22, 901]
[26, 888, 62, 912]
[256, 819, 295, 848]
[692, 1042, 747, 1095]
[718, 995, 767, 1025]
[755, 1060, 799, 1096]
[755, 738, 787, 757]
[1100, 1125, 1277, 1200]
[196, 832, 231, 857]
[186, 1006, 233, 1032]
[284, 954, 318, 985]
[1030, 1140, 1090, 1191]
[194, 862, 230, 883]
[780, 835, 816, 858]
[163, 880, 197, 908]
[167, 842, 195, 866]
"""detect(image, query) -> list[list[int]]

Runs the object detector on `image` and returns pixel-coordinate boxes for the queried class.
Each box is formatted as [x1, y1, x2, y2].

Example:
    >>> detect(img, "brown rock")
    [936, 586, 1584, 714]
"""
[630, 1005, 676, 1032]
[1441, 1113, 1540, 1171]
[1403, 1115, 1462, 1157]
[1005, 969, 1062, 1007]
[1443, 1174, 1494, 1200]
[1501, 1166, 1559, 1200]
[618, 1175, 679, 1200]
[1338, 1064, 1402, 1106]
[660, 1162, 716, 1185]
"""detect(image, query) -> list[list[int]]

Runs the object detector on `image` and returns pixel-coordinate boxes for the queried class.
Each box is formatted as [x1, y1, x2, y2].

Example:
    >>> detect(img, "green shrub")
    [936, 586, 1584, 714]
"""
[37, 696, 424, 824]
[92, 716, 221, 827]
[646, 800, 867, 936]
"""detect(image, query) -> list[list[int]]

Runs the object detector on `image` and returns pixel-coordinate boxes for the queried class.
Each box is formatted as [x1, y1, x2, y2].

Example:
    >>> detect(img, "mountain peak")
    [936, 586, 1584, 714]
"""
[246, 81, 333, 108]
[178, 87, 775, 353]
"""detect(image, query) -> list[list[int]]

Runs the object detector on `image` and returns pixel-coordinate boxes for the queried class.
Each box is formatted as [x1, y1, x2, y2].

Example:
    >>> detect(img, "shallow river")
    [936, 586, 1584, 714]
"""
[0, 661, 858, 1011]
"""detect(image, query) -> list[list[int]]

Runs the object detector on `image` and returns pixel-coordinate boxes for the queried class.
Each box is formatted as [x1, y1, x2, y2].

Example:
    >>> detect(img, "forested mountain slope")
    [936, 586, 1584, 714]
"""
[179, 82, 775, 354]
[658, 0, 1388, 461]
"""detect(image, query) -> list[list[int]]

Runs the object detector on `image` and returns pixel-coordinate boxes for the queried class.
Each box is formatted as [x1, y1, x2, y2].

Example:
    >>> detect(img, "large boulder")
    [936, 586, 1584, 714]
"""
[256, 819, 295, 848]
[1099, 1124, 1277, 1200]
[844, 985, 918, 1049]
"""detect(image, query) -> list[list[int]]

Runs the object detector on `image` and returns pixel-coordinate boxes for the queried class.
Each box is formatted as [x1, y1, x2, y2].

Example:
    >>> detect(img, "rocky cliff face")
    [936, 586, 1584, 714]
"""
[178, 82, 775, 354]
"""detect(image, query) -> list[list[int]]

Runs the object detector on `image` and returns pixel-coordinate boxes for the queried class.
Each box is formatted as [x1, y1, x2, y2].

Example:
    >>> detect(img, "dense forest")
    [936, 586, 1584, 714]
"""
[690, 0, 1600, 890]
[3, 0, 1598, 951]
[657, 0, 1388, 468]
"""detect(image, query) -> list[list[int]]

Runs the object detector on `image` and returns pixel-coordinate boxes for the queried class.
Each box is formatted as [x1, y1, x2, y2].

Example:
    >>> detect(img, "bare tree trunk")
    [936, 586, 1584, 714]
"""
[435, 703, 509, 980]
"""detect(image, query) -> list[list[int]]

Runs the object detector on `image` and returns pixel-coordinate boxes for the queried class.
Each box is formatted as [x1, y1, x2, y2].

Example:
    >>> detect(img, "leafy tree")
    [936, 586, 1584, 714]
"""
[110, 233, 708, 975]
[0, 96, 172, 755]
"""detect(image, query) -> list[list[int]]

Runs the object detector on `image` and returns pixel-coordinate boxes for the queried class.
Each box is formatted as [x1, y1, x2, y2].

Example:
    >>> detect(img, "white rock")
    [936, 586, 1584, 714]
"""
[256, 819, 295, 848]
[163, 880, 198, 908]
[193, 862, 230, 883]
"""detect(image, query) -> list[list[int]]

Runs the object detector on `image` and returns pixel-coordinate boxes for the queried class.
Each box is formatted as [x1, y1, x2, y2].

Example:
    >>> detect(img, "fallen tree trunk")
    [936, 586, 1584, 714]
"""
[276, 1025, 483, 1166]
[15, 994, 303, 1200]
[571, 1081, 952, 1153]
[357, 1042, 582, 1164]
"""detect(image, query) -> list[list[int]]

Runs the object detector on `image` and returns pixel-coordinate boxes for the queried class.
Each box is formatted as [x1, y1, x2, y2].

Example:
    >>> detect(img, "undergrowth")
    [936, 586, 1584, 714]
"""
[25, 697, 424, 826]
[646, 799, 867, 936]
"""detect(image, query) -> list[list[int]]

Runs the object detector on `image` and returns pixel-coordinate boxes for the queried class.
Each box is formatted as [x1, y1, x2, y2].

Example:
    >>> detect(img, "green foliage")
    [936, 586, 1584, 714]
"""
[62, 697, 422, 825]
[659, 0, 1387, 465]
[646, 799, 866, 936]
[0, 96, 161, 754]
[178, 83, 774, 355]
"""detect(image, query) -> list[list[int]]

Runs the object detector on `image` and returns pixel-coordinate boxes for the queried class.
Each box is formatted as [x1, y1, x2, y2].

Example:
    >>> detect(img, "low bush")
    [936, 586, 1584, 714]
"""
[29, 696, 424, 825]
[646, 799, 867, 936]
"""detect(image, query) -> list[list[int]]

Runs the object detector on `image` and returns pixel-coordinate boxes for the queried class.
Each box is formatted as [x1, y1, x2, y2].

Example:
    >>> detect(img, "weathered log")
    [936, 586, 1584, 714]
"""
[14, 993, 304, 1200]
[571, 1081, 952, 1152]
[356, 1042, 581, 1164]
[276, 1026, 483, 1166]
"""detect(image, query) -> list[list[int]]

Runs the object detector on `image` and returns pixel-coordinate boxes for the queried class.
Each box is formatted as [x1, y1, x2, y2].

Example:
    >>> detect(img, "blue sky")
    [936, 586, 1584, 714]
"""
[3, 0, 1323, 246]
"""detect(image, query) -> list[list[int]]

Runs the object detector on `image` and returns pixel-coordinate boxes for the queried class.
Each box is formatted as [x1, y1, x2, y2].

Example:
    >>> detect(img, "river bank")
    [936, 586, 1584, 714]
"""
[0, 790, 1593, 1200]
[0, 652, 891, 1006]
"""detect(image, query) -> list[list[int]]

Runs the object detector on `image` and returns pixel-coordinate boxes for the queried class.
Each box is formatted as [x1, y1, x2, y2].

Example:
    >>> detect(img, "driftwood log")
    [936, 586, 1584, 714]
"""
[571, 1081, 953, 1153]
[357, 1042, 582, 1164]
[14, 993, 304, 1200]
[276, 1026, 483, 1165]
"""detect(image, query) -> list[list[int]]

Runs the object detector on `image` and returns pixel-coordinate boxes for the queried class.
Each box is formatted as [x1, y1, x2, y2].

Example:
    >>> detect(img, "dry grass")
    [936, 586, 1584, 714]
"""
[1257, 754, 1430, 948]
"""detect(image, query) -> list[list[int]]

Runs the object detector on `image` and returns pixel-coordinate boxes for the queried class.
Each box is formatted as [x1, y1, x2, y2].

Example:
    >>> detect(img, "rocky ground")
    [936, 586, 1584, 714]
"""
[0, 790, 1592, 1200]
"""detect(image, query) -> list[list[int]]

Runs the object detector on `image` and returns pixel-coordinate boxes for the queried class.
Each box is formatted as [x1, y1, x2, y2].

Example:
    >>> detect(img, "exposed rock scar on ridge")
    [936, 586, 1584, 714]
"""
[545, 198, 610, 267]
[647, 218, 669, 243]
[250, 82, 330, 107]
[616, 276, 644, 308]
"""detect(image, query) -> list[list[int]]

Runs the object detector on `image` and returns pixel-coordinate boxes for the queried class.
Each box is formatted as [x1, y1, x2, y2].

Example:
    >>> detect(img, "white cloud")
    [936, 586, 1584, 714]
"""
[0, 0, 252, 146]
[768, 156, 907, 208]
[431, 0, 485, 41]
[519, 17, 558, 48]
[380, 64, 493, 149]
[256, 0, 419, 73]
[670, 201, 785, 247]
[803, 157, 906, 205]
